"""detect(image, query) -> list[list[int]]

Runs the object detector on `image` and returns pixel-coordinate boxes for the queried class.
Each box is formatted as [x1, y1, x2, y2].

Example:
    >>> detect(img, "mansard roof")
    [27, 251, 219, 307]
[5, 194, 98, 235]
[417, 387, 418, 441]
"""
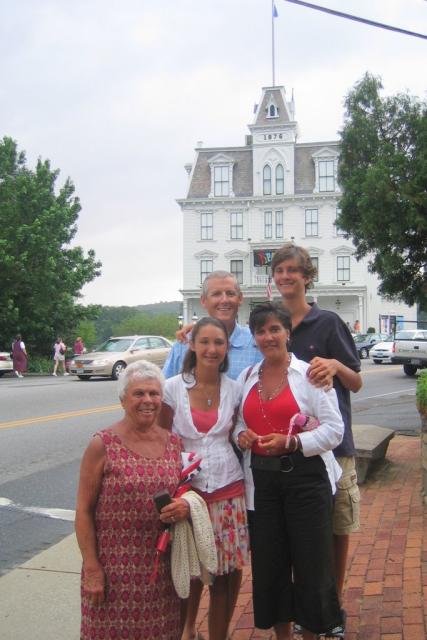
[187, 147, 253, 199]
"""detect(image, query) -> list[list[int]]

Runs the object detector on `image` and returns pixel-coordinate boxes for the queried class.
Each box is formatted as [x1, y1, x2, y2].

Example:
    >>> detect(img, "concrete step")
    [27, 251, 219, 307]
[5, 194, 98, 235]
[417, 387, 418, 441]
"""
[353, 424, 395, 483]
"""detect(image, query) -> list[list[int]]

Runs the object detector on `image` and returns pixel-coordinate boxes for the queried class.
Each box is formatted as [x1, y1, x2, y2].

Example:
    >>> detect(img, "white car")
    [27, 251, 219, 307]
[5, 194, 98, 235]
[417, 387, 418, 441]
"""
[370, 338, 394, 364]
[0, 351, 13, 377]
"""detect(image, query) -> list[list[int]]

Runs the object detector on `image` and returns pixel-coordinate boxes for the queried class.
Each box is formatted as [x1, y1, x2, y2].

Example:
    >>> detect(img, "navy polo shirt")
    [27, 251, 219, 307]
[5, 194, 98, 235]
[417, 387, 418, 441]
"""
[289, 303, 361, 457]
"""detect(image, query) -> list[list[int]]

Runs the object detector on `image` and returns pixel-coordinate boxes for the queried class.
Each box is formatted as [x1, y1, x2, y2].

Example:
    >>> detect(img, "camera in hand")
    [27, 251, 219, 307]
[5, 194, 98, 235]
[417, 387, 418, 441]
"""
[153, 489, 172, 513]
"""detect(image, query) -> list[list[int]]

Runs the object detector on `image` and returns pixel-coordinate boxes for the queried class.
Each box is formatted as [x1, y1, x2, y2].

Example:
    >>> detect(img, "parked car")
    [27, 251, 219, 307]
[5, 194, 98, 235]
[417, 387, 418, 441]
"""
[353, 333, 385, 359]
[391, 329, 427, 376]
[0, 351, 13, 377]
[69, 335, 172, 380]
[370, 337, 394, 364]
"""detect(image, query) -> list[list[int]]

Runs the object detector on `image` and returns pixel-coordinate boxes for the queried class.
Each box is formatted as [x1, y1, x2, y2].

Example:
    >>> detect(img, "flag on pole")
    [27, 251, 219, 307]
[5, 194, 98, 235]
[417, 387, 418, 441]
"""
[266, 276, 273, 301]
[273, 3, 279, 17]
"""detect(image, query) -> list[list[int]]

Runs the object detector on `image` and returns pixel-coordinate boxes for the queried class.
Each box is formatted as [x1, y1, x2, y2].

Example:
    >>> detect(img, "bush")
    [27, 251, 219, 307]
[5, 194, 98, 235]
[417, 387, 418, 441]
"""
[27, 356, 52, 374]
[366, 327, 376, 333]
[417, 371, 427, 416]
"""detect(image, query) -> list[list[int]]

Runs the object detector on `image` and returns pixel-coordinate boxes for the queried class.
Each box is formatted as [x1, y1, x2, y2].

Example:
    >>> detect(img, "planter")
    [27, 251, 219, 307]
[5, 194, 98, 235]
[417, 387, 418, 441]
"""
[416, 371, 427, 502]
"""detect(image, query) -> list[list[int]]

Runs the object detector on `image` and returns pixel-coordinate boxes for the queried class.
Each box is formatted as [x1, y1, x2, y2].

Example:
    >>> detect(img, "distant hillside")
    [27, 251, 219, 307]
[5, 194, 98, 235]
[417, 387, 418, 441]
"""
[94, 301, 183, 342]
[134, 301, 183, 315]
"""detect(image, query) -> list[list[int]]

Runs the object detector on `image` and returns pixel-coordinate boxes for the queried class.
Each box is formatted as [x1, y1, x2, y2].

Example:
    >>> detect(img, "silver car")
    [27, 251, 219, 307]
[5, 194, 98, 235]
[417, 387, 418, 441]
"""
[0, 351, 13, 377]
[69, 335, 172, 381]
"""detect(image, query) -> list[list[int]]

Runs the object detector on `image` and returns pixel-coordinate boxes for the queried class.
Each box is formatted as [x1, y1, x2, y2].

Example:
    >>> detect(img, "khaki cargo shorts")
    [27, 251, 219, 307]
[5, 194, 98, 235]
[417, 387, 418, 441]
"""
[333, 456, 361, 535]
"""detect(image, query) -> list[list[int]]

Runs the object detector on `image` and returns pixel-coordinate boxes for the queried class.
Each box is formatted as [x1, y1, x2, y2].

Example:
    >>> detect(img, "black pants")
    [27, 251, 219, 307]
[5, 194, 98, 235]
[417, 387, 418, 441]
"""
[251, 452, 342, 634]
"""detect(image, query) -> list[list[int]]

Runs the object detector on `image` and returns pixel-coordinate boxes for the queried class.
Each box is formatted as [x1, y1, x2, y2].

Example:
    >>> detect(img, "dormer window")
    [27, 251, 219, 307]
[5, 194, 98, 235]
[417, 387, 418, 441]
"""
[208, 153, 235, 198]
[312, 148, 339, 194]
[266, 93, 279, 119]
[214, 166, 229, 196]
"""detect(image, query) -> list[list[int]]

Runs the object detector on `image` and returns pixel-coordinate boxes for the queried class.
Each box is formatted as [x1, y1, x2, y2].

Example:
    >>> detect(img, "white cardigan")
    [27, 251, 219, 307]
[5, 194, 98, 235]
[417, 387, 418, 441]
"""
[163, 373, 243, 494]
[235, 356, 344, 509]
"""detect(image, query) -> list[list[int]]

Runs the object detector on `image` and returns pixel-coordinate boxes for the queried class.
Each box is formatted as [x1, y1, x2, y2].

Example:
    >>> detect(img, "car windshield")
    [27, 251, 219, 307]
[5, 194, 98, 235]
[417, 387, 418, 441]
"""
[96, 338, 133, 352]
[395, 331, 418, 340]
[354, 334, 369, 343]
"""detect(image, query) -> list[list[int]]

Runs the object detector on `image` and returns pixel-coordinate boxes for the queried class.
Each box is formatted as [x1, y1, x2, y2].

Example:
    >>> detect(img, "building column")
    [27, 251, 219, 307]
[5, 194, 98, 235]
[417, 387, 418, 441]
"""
[183, 298, 189, 325]
[358, 295, 364, 331]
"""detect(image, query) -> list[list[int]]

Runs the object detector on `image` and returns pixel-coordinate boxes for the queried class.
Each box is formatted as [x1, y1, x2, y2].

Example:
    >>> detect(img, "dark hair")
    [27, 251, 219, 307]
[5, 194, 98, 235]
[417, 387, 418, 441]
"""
[249, 302, 292, 335]
[271, 242, 317, 290]
[182, 317, 229, 375]
[15, 333, 22, 341]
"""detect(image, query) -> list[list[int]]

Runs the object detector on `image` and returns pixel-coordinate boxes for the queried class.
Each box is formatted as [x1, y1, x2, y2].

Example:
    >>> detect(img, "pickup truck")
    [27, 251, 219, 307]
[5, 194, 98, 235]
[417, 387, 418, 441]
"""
[391, 329, 427, 376]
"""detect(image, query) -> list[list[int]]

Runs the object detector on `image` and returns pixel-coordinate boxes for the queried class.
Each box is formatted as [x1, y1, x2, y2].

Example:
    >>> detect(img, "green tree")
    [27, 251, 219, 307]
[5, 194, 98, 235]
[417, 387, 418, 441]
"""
[73, 318, 98, 350]
[112, 313, 178, 340]
[0, 137, 101, 354]
[337, 73, 427, 307]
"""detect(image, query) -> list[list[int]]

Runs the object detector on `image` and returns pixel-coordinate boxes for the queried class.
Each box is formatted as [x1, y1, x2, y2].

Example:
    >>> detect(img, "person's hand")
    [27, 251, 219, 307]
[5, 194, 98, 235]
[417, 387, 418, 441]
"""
[307, 357, 337, 391]
[159, 497, 190, 525]
[258, 433, 298, 456]
[175, 324, 193, 344]
[237, 429, 258, 451]
[82, 561, 106, 606]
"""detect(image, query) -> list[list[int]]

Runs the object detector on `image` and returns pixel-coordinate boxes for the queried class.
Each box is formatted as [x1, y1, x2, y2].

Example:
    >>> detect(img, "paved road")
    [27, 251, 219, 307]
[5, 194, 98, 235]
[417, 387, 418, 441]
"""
[353, 361, 419, 435]
[0, 362, 420, 575]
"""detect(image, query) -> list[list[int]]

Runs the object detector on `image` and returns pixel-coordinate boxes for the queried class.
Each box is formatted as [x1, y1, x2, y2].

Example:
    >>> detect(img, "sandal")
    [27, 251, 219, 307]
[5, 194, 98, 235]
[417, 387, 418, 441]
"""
[318, 609, 346, 639]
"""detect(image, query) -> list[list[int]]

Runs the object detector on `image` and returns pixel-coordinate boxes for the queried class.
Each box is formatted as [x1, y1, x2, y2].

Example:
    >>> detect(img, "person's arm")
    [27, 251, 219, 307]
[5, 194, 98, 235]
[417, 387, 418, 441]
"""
[162, 342, 187, 378]
[307, 318, 362, 392]
[75, 436, 106, 606]
[307, 357, 362, 392]
[175, 324, 193, 344]
[297, 385, 344, 456]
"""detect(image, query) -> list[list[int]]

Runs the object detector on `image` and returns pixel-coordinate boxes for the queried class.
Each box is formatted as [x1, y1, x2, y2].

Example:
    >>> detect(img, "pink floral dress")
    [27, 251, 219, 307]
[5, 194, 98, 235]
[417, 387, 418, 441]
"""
[80, 429, 182, 640]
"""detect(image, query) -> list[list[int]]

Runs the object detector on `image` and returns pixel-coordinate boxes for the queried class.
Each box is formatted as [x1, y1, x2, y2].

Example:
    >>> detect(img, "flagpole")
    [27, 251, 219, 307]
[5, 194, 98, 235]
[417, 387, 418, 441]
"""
[272, 0, 276, 86]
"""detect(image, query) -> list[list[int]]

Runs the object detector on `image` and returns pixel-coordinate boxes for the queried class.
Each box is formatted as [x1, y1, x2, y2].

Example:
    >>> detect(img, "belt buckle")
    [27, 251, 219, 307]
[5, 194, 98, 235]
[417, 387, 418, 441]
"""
[279, 455, 294, 473]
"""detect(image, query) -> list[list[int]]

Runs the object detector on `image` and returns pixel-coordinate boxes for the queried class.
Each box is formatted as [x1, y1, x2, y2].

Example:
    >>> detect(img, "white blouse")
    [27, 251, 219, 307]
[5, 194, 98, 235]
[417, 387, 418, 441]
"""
[235, 355, 344, 509]
[163, 373, 243, 494]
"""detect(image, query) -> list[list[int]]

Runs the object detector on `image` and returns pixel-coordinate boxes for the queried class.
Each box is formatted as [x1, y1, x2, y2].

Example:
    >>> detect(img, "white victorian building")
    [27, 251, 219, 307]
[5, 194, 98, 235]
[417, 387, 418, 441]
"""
[177, 86, 416, 332]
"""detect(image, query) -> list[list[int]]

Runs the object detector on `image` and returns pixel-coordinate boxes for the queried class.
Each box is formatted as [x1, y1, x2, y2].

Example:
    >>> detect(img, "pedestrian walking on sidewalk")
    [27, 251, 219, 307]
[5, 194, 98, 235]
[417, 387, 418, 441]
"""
[52, 337, 68, 376]
[12, 333, 27, 378]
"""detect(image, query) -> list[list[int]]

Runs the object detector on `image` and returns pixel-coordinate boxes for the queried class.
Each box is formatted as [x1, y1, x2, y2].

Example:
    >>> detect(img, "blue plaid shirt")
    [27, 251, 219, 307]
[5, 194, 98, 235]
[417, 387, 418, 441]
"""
[162, 323, 262, 380]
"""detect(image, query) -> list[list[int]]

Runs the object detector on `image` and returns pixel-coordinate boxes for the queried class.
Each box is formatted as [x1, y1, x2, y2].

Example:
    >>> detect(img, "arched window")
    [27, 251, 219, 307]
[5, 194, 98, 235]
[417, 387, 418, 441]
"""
[275, 164, 284, 195]
[263, 165, 271, 195]
[269, 104, 276, 117]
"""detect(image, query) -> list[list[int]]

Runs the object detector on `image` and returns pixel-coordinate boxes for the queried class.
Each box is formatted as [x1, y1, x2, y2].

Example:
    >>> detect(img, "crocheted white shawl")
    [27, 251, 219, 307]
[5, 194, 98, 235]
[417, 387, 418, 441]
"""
[170, 490, 218, 598]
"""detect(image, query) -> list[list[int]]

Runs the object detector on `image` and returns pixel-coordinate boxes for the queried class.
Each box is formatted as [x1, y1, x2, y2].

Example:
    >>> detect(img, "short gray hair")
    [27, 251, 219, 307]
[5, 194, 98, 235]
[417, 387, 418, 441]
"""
[201, 270, 241, 297]
[117, 360, 165, 400]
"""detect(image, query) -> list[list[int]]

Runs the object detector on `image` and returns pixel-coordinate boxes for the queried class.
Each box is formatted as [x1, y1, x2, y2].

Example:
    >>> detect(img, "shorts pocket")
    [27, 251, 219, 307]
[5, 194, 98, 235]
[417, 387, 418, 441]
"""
[333, 482, 360, 532]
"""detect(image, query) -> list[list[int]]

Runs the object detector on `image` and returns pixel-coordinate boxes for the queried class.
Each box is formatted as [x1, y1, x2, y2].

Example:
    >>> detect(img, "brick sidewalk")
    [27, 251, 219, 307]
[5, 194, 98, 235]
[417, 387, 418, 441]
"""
[195, 435, 426, 639]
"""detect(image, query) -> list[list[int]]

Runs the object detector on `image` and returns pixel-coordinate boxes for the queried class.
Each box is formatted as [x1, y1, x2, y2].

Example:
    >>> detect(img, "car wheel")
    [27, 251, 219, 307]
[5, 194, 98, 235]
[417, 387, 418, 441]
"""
[403, 364, 417, 377]
[0, 372, 4, 377]
[359, 348, 368, 359]
[78, 375, 92, 381]
[112, 361, 126, 380]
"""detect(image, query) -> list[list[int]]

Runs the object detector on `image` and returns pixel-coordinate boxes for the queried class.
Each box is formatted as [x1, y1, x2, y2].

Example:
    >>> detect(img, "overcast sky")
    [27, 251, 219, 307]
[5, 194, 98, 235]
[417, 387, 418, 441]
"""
[1, 0, 426, 306]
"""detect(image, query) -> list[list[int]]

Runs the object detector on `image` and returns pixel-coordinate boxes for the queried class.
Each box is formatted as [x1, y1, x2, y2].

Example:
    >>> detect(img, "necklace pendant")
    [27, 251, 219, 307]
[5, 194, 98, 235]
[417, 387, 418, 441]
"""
[207, 398, 212, 407]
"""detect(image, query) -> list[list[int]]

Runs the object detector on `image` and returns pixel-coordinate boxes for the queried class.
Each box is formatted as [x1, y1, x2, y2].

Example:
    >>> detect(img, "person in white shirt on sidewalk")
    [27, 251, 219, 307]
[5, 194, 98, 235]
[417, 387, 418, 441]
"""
[160, 317, 249, 640]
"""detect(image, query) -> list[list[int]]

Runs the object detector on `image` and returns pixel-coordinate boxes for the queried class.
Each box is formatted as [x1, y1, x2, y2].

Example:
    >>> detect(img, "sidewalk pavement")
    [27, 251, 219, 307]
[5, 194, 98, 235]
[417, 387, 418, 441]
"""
[1, 434, 425, 640]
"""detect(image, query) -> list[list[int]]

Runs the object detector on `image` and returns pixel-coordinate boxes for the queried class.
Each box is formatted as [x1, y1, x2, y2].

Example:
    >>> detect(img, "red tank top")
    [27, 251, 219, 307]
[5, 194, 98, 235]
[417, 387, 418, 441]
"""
[243, 383, 300, 456]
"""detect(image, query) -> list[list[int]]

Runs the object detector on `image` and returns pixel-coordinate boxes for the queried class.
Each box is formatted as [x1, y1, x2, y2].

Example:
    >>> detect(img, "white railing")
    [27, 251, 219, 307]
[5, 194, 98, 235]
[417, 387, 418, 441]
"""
[252, 274, 270, 286]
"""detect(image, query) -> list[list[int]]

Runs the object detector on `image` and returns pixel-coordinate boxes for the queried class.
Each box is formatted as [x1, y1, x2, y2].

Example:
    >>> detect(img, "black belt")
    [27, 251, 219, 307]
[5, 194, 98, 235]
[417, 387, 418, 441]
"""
[251, 451, 303, 473]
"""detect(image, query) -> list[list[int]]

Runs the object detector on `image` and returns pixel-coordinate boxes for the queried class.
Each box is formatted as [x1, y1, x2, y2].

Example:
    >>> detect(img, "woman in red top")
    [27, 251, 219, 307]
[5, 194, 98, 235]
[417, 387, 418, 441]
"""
[237, 303, 343, 640]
